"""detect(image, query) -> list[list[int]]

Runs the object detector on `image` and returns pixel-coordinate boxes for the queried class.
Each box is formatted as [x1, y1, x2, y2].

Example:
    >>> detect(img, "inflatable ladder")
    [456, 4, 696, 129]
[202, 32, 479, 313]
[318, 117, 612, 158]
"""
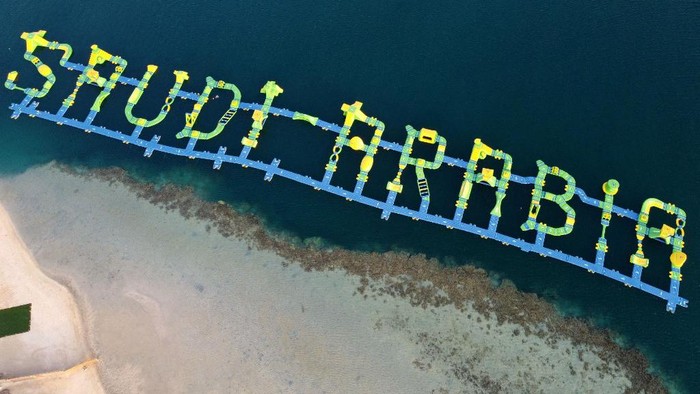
[218, 109, 236, 125]
[417, 178, 430, 198]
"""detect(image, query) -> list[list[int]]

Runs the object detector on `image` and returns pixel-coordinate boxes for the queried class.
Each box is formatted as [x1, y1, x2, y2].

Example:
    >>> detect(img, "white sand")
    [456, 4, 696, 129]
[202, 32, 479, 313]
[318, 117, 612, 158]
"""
[1, 360, 103, 394]
[0, 164, 635, 393]
[0, 200, 104, 393]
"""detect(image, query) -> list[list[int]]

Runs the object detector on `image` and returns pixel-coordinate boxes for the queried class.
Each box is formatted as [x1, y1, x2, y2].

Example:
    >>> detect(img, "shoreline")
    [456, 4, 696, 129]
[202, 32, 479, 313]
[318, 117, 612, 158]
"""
[0, 162, 669, 392]
[73, 164, 666, 387]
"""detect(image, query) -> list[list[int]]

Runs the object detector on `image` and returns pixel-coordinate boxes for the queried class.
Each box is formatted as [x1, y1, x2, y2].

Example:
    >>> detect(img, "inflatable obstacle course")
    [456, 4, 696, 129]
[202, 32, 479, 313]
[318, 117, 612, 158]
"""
[4, 30, 690, 313]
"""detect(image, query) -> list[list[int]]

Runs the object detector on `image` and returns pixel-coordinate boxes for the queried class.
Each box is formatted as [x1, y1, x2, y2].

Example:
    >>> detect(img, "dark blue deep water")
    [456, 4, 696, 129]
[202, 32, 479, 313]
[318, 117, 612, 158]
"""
[1, 1, 698, 391]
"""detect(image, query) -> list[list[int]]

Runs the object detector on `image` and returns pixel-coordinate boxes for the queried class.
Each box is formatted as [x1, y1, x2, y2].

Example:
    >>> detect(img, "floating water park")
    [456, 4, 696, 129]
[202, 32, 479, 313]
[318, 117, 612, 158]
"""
[4, 30, 689, 312]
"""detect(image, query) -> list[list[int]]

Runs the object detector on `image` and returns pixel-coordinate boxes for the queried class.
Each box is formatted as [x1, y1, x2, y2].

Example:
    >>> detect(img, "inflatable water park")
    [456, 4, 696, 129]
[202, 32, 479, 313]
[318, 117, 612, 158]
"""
[4, 31, 689, 312]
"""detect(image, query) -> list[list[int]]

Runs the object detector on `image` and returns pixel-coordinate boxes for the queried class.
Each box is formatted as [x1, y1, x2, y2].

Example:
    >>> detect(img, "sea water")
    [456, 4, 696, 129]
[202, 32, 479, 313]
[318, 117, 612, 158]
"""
[0, 1, 698, 392]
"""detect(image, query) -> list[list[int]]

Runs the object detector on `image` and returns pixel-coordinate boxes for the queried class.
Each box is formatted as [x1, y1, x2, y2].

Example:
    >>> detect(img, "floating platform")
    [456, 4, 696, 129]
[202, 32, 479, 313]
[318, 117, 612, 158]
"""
[4, 31, 689, 313]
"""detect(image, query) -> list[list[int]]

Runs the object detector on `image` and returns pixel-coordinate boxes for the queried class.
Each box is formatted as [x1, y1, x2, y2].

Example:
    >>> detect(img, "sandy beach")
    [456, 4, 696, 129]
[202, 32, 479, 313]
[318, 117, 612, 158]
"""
[0, 198, 104, 392]
[0, 163, 665, 393]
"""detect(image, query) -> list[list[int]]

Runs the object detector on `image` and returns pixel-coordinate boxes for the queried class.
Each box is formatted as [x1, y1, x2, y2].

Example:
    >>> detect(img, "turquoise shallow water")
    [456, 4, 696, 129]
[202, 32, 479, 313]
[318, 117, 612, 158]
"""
[0, 1, 698, 391]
